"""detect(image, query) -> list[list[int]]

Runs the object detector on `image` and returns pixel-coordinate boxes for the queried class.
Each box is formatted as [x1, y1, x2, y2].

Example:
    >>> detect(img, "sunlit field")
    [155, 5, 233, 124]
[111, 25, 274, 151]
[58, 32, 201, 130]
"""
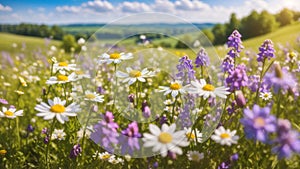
[1, 1, 300, 168]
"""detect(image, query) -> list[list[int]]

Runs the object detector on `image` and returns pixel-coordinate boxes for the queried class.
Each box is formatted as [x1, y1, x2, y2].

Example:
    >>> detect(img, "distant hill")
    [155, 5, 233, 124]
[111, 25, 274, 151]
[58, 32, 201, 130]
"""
[60, 23, 215, 39]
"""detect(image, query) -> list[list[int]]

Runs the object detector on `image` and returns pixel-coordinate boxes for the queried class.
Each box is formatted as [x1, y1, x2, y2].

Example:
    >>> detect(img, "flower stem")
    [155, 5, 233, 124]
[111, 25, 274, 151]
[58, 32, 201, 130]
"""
[255, 58, 266, 103]
[81, 104, 93, 164]
[15, 117, 20, 149]
[171, 96, 178, 123]
[46, 119, 56, 169]
[113, 64, 117, 111]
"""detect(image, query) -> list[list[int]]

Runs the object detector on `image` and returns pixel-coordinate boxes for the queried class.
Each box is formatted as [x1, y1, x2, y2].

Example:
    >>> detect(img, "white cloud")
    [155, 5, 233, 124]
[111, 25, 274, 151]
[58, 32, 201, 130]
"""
[82, 0, 113, 12]
[56, 6, 82, 13]
[0, 4, 12, 12]
[175, 0, 210, 10]
[119, 2, 152, 13]
[2, 0, 299, 24]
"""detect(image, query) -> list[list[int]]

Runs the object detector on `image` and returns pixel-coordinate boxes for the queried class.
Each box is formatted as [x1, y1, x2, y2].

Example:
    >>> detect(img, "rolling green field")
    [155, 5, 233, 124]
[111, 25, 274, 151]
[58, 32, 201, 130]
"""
[0, 33, 60, 53]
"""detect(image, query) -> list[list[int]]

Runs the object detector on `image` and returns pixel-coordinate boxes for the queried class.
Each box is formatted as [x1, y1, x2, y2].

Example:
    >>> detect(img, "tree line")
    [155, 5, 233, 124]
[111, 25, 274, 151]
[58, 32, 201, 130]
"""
[0, 23, 65, 40]
[207, 8, 300, 45]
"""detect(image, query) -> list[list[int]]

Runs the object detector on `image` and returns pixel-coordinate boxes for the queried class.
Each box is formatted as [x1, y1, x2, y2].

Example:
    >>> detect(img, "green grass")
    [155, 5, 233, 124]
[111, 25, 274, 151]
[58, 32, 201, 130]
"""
[0, 33, 61, 53]
[243, 22, 300, 49]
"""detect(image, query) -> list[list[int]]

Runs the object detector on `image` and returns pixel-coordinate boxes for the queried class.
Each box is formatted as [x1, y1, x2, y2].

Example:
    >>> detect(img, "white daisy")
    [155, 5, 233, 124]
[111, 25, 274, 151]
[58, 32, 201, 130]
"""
[286, 51, 297, 63]
[77, 38, 86, 45]
[211, 126, 239, 146]
[53, 61, 77, 73]
[184, 127, 202, 144]
[187, 151, 204, 162]
[46, 72, 77, 85]
[159, 81, 187, 98]
[186, 79, 230, 99]
[116, 67, 155, 85]
[163, 99, 174, 105]
[0, 107, 23, 119]
[98, 152, 113, 161]
[73, 69, 90, 79]
[259, 92, 272, 101]
[108, 156, 124, 164]
[98, 52, 133, 65]
[84, 91, 104, 103]
[51, 129, 66, 140]
[35, 97, 80, 124]
[77, 126, 93, 139]
[143, 123, 189, 157]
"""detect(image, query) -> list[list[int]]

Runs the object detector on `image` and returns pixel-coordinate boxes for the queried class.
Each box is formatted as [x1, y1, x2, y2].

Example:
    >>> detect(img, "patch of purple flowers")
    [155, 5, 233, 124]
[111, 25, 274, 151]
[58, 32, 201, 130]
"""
[195, 48, 210, 67]
[90, 111, 119, 151]
[69, 144, 82, 158]
[272, 119, 300, 159]
[226, 64, 248, 92]
[227, 30, 244, 58]
[119, 121, 141, 155]
[176, 56, 195, 84]
[241, 105, 276, 142]
[257, 39, 275, 62]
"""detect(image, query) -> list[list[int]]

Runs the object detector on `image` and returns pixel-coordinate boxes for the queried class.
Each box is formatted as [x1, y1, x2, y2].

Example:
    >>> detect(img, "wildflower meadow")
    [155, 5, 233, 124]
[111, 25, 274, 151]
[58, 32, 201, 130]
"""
[1, 1, 300, 169]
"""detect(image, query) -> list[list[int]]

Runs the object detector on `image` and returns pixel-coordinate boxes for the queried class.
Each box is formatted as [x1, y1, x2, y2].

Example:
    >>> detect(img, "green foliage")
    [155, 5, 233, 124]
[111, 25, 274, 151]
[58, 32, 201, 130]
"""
[0, 24, 65, 40]
[277, 8, 294, 26]
[225, 13, 240, 38]
[258, 10, 278, 34]
[61, 34, 77, 53]
[212, 24, 226, 45]
[201, 29, 215, 46]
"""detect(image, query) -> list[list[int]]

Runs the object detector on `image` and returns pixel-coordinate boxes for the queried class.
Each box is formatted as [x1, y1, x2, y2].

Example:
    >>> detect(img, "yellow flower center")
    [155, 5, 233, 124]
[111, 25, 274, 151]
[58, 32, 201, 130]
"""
[50, 104, 65, 113]
[289, 52, 296, 59]
[75, 70, 84, 75]
[263, 94, 269, 98]
[4, 111, 14, 117]
[58, 62, 68, 67]
[109, 53, 121, 59]
[170, 83, 181, 90]
[85, 93, 96, 99]
[186, 132, 196, 140]
[158, 132, 173, 144]
[202, 84, 215, 91]
[254, 117, 265, 127]
[191, 154, 200, 161]
[102, 154, 110, 160]
[220, 133, 230, 139]
[57, 75, 68, 81]
[0, 150, 7, 155]
[129, 70, 142, 78]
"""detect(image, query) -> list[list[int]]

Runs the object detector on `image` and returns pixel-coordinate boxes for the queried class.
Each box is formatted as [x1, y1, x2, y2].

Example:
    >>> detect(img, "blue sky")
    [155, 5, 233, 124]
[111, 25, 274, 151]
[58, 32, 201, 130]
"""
[0, 0, 299, 24]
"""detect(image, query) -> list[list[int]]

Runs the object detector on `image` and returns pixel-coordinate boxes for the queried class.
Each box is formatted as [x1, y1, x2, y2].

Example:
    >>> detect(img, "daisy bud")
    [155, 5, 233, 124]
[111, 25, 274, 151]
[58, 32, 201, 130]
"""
[274, 63, 283, 79]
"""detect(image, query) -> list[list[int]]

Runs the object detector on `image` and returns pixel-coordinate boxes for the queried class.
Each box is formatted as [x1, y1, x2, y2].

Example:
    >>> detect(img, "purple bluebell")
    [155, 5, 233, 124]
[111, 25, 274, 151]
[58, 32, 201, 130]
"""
[176, 56, 195, 84]
[42, 127, 48, 135]
[241, 105, 277, 142]
[69, 144, 82, 158]
[264, 64, 297, 94]
[178, 94, 195, 128]
[0, 98, 8, 105]
[143, 106, 151, 118]
[221, 56, 234, 73]
[272, 119, 300, 159]
[44, 136, 49, 144]
[128, 94, 135, 103]
[97, 86, 105, 94]
[218, 162, 230, 169]
[195, 48, 210, 67]
[257, 39, 275, 62]
[27, 125, 34, 133]
[230, 153, 239, 161]
[227, 30, 244, 54]
[119, 121, 141, 155]
[226, 64, 248, 92]
[90, 111, 119, 151]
